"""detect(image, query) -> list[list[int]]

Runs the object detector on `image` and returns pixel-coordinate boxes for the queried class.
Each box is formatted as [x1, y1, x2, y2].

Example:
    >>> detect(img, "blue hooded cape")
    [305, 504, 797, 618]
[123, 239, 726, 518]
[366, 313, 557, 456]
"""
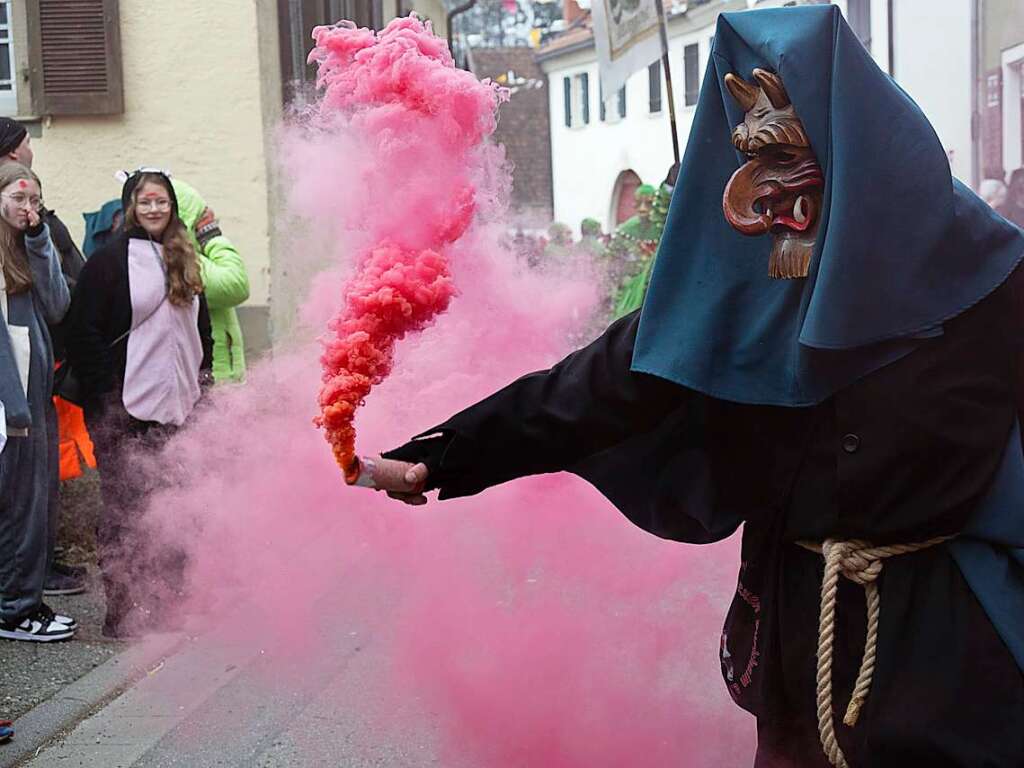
[633, 6, 1024, 672]
[633, 5, 1024, 406]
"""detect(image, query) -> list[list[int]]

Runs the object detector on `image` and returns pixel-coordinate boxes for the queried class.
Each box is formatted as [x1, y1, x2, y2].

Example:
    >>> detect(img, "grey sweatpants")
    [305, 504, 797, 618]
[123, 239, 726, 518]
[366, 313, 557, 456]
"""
[0, 400, 58, 624]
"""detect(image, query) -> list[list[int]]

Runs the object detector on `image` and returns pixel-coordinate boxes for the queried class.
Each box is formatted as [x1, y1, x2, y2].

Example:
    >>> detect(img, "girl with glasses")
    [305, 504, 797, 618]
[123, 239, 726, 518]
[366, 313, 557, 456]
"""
[66, 170, 213, 638]
[0, 163, 73, 642]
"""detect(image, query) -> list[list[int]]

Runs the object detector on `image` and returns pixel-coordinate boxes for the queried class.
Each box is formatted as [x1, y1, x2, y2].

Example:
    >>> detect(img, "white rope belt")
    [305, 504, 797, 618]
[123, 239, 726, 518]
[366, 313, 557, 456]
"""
[796, 536, 954, 768]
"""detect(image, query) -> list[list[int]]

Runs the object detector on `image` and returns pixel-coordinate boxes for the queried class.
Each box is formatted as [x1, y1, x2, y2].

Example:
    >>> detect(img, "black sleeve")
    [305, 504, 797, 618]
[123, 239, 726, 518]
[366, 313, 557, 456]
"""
[384, 310, 688, 499]
[45, 211, 85, 291]
[65, 253, 118, 402]
[197, 293, 213, 373]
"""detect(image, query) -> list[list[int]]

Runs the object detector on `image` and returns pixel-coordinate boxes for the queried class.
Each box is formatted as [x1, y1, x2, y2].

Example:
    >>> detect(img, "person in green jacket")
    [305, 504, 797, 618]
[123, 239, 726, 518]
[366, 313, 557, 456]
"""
[171, 180, 248, 383]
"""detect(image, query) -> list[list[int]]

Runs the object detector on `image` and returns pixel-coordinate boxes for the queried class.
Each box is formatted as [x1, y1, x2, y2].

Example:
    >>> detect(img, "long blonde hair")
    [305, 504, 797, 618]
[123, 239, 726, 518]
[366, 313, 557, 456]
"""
[124, 173, 203, 307]
[0, 163, 38, 295]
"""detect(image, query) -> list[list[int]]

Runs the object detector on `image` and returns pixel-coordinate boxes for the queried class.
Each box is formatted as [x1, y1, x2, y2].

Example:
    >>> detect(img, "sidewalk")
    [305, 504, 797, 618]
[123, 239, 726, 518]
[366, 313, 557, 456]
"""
[0, 626, 184, 768]
[0, 575, 114, 725]
[0, 473, 185, 767]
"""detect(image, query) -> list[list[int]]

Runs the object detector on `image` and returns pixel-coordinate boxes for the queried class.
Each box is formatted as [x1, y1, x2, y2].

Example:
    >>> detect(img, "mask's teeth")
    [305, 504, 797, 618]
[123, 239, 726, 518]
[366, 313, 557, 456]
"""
[793, 195, 808, 224]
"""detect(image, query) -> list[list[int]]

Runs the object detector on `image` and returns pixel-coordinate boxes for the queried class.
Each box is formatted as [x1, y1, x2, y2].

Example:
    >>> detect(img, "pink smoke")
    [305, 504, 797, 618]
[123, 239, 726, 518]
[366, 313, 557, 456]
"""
[133, 15, 754, 767]
[309, 17, 505, 477]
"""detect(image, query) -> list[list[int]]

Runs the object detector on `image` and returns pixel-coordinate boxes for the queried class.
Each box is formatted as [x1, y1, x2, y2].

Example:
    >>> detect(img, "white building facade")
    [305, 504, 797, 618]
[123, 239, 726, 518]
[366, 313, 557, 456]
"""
[537, 0, 976, 232]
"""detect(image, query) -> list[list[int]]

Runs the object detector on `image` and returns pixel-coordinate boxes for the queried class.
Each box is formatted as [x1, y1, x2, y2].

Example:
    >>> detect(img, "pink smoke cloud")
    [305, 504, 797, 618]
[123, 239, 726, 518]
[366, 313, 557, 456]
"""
[133, 14, 754, 766]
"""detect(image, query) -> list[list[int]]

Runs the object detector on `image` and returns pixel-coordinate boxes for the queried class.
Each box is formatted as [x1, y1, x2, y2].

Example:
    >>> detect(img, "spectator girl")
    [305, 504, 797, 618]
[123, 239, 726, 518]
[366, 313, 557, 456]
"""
[66, 170, 212, 638]
[0, 163, 73, 642]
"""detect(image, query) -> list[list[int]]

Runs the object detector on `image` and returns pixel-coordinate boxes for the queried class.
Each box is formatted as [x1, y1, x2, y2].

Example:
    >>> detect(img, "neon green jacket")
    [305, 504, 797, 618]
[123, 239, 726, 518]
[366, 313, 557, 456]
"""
[172, 179, 249, 382]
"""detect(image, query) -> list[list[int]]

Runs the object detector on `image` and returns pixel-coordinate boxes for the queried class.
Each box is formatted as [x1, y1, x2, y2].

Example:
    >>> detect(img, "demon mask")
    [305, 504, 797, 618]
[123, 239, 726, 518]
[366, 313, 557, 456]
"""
[721, 69, 824, 279]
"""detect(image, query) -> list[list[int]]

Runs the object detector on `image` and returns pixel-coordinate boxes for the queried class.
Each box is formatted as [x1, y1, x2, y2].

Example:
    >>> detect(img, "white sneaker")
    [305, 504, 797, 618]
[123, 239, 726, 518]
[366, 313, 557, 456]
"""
[39, 602, 77, 630]
[0, 610, 75, 642]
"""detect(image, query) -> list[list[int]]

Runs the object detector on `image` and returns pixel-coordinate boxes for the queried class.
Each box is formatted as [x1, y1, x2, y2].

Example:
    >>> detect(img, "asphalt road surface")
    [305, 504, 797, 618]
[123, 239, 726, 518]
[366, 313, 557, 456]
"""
[22, 599, 444, 768]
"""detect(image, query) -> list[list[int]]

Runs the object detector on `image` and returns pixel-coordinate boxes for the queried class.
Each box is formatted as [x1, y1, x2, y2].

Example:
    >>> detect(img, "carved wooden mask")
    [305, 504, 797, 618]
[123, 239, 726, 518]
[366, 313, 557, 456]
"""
[721, 69, 824, 279]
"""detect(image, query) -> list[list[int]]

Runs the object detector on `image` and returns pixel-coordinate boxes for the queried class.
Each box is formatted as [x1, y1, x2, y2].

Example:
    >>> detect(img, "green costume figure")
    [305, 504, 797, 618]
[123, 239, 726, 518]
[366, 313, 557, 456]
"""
[579, 217, 607, 260]
[609, 183, 672, 318]
[544, 222, 574, 260]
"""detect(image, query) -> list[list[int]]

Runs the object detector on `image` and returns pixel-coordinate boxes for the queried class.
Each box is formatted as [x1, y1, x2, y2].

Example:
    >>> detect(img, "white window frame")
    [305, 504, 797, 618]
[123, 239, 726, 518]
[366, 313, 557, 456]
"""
[0, 1, 17, 116]
[571, 72, 589, 129]
[1002, 42, 1024, 175]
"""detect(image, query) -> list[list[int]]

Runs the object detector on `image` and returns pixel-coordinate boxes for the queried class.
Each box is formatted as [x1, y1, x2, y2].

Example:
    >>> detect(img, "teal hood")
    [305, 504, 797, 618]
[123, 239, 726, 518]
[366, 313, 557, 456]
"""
[632, 5, 1024, 406]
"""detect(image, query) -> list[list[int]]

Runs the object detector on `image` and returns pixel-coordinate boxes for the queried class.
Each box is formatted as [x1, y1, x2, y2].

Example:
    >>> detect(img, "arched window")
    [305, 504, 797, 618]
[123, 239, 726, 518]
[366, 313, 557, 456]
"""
[610, 169, 642, 226]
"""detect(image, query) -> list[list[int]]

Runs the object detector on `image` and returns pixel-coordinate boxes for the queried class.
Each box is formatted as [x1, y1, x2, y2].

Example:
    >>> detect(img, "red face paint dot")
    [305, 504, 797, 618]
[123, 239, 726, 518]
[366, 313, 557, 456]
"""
[17, 180, 26, 189]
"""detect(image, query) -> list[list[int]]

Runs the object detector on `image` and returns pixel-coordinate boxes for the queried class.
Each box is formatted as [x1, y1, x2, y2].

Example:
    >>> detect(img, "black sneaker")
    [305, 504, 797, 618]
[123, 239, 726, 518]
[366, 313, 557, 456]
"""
[53, 561, 88, 580]
[43, 568, 86, 596]
[39, 602, 77, 630]
[0, 611, 75, 642]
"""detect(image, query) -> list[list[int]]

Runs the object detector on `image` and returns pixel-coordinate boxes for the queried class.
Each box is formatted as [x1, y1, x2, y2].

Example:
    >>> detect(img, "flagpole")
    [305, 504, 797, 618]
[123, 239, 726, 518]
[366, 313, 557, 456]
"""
[652, 0, 680, 165]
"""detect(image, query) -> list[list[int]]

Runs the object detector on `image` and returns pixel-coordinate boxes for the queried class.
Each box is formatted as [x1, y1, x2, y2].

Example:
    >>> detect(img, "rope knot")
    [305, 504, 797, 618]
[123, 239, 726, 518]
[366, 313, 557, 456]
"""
[799, 534, 954, 768]
[824, 540, 883, 586]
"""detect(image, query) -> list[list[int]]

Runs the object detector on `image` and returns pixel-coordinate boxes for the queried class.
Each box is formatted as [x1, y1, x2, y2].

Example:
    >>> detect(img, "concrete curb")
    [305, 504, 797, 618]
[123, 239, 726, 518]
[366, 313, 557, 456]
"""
[1, 632, 186, 768]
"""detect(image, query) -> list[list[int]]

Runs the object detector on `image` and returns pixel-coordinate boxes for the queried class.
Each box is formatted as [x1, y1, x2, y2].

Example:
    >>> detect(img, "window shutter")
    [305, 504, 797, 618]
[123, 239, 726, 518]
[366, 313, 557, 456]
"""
[563, 76, 571, 127]
[683, 43, 699, 106]
[617, 85, 626, 118]
[31, 0, 124, 115]
[847, 0, 872, 51]
[581, 72, 589, 125]
[599, 79, 605, 122]
[648, 62, 661, 113]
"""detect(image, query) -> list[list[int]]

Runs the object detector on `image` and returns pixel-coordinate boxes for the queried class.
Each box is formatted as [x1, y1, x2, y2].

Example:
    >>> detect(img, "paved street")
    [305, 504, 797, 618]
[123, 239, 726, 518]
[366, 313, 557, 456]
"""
[20, 597, 442, 768]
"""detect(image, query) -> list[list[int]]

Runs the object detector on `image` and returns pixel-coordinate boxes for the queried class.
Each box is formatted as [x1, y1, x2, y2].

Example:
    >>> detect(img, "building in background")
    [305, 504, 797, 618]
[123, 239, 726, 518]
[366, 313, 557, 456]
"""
[535, 0, 993, 231]
[1, 0, 442, 362]
[467, 46, 553, 224]
[978, 0, 1024, 183]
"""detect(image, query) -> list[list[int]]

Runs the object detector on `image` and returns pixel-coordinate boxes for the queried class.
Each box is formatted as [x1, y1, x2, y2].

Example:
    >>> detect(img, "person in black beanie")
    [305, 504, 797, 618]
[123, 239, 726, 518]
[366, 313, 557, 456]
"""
[0, 118, 88, 597]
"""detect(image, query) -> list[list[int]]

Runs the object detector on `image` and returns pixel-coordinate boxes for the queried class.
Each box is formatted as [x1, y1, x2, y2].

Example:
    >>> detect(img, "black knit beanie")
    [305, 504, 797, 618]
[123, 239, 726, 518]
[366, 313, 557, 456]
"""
[0, 118, 27, 157]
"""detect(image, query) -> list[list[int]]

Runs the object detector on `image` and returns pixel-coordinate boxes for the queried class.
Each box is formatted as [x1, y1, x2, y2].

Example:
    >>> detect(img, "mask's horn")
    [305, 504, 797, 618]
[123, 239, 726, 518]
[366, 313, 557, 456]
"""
[752, 68, 790, 109]
[724, 73, 759, 112]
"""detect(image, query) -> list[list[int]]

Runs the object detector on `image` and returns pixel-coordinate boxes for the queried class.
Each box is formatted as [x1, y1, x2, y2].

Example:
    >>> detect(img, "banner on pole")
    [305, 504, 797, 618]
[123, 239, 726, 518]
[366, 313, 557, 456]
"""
[591, 0, 666, 100]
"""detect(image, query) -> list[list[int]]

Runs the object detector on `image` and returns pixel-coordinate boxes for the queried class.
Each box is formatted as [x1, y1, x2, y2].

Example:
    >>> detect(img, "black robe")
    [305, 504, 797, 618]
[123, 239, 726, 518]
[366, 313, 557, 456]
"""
[386, 269, 1024, 766]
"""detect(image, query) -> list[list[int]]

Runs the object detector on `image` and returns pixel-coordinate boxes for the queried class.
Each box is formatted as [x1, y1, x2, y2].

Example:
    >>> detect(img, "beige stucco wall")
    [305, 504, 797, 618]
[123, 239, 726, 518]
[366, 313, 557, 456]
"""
[29, 0, 282, 327]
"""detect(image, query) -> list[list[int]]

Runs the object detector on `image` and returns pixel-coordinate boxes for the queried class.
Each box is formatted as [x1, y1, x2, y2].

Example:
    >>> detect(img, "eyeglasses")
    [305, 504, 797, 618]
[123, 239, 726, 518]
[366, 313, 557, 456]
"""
[136, 199, 171, 213]
[2, 192, 42, 210]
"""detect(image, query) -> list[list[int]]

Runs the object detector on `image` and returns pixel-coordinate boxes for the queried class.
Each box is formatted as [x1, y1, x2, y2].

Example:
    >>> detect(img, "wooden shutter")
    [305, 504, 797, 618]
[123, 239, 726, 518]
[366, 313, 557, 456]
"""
[648, 62, 661, 113]
[29, 0, 124, 115]
[683, 43, 698, 106]
[563, 76, 571, 127]
[580, 72, 589, 125]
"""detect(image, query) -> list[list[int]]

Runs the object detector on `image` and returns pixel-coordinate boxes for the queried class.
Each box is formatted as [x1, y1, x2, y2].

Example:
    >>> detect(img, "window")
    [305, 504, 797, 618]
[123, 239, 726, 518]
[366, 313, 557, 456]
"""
[847, 0, 871, 52]
[279, 0, 385, 106]
[599, 80, 624, 122]
[683, 43, 699, 106]
[564, 76, 572, 127]
[987, 73, 1001, 108]
[566, 73, 589, 127]
[0, 2, 15, 116]
[648, 62, 661, 113]
[15, 0, 125, 116]
[573, 72, 590, 126]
